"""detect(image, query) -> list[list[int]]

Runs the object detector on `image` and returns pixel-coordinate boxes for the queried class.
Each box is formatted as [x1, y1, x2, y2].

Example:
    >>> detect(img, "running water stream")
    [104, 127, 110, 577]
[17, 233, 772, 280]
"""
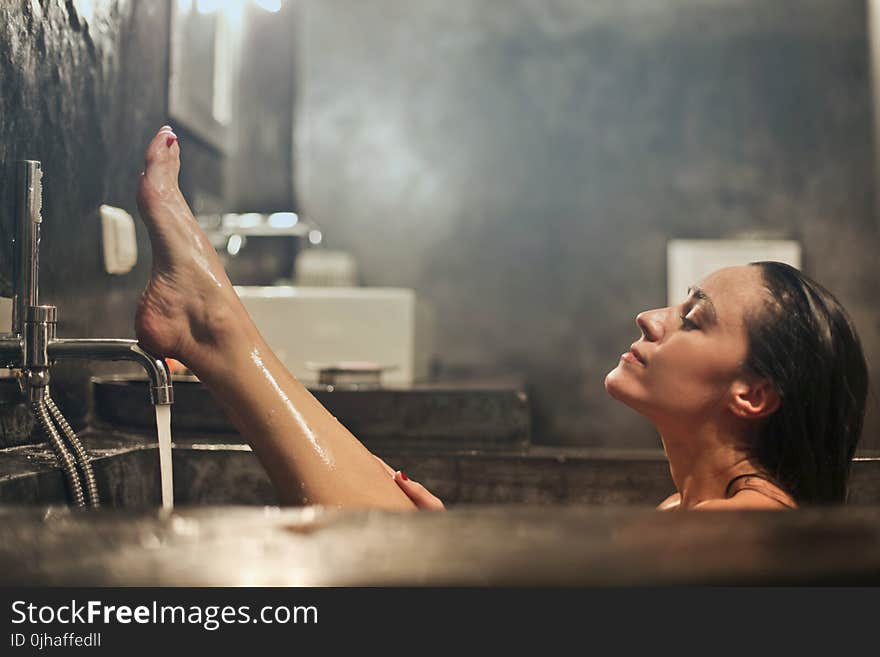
[155, 405, 174, 510]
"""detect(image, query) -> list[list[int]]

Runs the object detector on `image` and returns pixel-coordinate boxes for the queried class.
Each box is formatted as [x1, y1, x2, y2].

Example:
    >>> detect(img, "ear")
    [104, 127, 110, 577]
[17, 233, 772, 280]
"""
[728, 377, 780, 419]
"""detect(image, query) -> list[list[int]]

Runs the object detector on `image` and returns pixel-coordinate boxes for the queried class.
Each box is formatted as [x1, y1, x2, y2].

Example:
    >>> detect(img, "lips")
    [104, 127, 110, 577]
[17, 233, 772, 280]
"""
[629, 343, 647, 365]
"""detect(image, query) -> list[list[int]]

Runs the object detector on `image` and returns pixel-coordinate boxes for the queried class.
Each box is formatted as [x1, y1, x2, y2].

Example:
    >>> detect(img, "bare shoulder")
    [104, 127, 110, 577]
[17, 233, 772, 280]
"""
[693, 490, 793, 511]
[656, 492, 681, 511]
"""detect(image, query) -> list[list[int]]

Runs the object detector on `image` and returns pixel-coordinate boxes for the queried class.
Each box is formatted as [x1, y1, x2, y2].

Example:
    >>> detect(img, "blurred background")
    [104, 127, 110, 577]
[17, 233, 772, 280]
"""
[1, 0, 878, 452]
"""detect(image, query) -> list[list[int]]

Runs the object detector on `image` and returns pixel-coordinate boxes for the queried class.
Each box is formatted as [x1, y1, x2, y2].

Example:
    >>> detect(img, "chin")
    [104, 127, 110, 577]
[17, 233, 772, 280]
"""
[604, 366, 629, 402]
[604, 366, 648, 414]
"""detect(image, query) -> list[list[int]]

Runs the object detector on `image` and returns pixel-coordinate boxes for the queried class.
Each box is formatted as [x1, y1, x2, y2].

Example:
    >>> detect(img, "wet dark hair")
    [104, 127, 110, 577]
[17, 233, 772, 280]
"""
[743, 261, 869, 504]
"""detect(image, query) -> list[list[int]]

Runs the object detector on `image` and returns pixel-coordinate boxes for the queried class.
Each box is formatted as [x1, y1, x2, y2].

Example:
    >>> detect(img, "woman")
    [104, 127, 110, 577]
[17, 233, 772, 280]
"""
[604, 261, 868, 509]
[136, 126, 868, 511]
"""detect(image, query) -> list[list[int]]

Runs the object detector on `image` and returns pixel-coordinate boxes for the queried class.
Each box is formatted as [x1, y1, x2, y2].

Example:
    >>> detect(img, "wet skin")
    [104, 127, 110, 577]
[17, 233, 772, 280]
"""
[136, 127, 416, 509]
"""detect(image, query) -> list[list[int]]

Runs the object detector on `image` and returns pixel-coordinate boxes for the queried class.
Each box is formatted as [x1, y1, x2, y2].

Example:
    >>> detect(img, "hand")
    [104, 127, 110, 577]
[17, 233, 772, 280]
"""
[373, 455, 445, 511]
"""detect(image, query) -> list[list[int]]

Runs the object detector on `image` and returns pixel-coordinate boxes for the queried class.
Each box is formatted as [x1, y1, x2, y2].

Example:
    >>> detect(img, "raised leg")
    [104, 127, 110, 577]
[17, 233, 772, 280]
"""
[135, 126, 414, 510]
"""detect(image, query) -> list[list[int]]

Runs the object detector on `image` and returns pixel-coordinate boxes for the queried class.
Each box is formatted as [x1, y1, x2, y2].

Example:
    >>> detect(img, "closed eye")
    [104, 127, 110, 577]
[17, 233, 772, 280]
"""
[680, 314, 699, 330]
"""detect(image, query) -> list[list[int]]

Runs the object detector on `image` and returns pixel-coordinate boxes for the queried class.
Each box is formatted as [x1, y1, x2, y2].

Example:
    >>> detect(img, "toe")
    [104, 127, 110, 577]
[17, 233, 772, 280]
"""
[144, 126, 180, 176]
[150, 125, 176, 148]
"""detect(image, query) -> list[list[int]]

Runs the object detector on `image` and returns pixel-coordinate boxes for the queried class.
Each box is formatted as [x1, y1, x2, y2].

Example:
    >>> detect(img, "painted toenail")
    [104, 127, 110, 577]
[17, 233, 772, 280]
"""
[166, 136, 178, 148]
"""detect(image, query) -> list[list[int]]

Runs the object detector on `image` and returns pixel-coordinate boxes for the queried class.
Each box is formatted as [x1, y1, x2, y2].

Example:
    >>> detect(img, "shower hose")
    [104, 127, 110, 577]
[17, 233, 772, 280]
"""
[32, 388, 100, 508]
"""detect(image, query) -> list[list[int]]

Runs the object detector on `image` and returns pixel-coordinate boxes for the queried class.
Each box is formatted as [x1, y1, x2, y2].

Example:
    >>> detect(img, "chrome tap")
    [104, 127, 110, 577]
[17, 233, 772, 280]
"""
[1, 160, 173, 507]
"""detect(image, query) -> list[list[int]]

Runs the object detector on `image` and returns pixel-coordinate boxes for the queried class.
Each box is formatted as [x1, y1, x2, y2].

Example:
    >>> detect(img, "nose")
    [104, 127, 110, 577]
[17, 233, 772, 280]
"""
[635, 308, 665, 342]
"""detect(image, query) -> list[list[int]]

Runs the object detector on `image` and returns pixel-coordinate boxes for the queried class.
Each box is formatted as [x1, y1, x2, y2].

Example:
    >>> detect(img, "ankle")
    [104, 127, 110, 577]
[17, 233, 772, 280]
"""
[179, 296, 260, 376]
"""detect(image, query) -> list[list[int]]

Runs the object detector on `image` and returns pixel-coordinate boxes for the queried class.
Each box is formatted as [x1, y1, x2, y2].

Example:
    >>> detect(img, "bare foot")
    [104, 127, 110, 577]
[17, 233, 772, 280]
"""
[135, 126, 244, 366]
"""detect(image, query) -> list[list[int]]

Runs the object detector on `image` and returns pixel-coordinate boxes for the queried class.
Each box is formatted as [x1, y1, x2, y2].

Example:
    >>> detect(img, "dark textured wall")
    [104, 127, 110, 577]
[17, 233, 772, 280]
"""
[2, 0, 877, 455]
[0, 0, 226, 425]
[294, 0, 880, 450]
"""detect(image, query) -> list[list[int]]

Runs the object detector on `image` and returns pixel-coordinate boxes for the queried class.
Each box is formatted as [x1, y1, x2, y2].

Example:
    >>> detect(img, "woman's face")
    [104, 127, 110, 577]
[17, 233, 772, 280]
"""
[604, 265, 768, 423]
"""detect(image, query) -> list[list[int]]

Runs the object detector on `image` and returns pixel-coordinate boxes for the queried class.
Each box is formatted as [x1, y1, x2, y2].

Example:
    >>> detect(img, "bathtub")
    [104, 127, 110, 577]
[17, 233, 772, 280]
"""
[2, 377, 880, 585]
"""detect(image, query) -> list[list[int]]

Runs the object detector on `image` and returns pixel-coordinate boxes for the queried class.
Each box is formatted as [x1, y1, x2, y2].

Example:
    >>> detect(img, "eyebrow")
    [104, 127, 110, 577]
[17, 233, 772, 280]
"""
[686, 286, 718, 324]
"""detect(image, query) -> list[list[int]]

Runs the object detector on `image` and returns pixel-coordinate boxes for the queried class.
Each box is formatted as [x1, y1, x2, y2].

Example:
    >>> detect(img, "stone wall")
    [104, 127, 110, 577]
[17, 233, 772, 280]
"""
[0, 0, 224, 425]
[294, 0, 880, 449]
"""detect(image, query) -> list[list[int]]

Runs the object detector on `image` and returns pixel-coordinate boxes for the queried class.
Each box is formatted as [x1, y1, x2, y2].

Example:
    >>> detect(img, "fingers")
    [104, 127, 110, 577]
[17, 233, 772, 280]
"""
[394, 471, 445, 511]
[373, 454, 445, 510]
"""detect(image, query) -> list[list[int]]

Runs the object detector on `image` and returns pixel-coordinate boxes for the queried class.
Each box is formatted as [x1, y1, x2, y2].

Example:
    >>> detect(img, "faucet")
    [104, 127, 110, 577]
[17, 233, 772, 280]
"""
[0, 160, 173, 507]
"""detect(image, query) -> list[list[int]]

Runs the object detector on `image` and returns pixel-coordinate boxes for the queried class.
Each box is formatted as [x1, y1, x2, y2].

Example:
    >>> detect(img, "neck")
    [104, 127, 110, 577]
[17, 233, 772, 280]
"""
[657, 416, 762, 509]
